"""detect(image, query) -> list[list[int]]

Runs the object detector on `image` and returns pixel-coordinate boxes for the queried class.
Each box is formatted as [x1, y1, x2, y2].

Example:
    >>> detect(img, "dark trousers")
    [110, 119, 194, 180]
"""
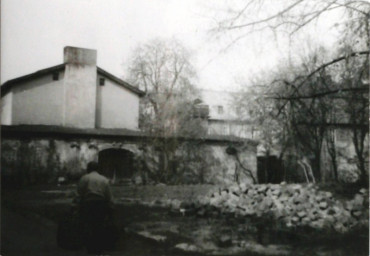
[80, 199, 110, 254]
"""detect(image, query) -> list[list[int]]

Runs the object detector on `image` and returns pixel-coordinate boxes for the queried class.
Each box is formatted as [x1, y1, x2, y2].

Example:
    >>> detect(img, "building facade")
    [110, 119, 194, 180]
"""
[200, 90, 257, 139]
[1, 47, 143, 130]
[1, 47, 258, 186]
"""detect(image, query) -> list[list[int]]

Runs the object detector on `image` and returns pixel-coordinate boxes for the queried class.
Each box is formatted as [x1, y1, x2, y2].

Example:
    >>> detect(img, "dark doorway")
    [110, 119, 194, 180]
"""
[257, 156, 283, 184]
[98, 148, 134, 183]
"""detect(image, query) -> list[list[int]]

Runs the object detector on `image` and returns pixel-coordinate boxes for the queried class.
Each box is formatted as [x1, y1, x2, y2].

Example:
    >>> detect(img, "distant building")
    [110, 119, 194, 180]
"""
[200, 90, 257, 139]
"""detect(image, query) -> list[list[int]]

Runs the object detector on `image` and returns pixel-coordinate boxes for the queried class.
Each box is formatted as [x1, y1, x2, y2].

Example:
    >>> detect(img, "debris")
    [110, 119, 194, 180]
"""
[192, 183, 368, 234]
[217, 234, 232, 247]
[319, 201, 328, 209]
[146, 182, 368, 235]
[175, 243, 199, 252]
[137, 231, 166, 242]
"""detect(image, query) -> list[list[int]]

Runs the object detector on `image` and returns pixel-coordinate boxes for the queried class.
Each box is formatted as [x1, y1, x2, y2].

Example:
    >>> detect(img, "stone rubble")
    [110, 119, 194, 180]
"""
[174, 243, 199, 252]
[165, 183, 369, 234]
[136, 231, 167, 242]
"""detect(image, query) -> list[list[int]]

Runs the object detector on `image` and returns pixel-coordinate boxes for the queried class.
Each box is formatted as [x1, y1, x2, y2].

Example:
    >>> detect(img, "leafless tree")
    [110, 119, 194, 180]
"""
[127, 39, 204, 183]
[128, 38, 198, 132]
[212, 0, 370, 46]
[215, 0, 369, 184]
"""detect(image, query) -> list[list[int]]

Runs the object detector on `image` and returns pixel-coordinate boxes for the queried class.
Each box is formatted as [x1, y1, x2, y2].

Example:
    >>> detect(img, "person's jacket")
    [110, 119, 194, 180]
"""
[77, 171, 113, 202]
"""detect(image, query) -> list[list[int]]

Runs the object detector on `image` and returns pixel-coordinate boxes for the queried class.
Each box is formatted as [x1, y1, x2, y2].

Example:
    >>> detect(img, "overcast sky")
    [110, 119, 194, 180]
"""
[1, 0, 341, 91]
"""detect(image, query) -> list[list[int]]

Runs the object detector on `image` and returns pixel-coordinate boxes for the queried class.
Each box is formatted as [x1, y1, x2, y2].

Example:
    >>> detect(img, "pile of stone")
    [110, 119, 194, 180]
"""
[182, 183, 369, 234]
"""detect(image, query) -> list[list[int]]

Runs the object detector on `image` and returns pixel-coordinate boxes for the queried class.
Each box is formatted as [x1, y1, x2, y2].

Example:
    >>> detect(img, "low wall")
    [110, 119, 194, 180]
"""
[1, 134, 257, 186]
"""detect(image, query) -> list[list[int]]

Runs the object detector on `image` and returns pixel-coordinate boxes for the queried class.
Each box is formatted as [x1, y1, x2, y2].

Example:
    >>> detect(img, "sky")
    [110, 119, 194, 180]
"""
[1, 0, 341, 91]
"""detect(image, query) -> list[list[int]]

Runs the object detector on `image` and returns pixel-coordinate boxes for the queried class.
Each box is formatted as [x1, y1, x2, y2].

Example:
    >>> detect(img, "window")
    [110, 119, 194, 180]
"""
[217, 105, 224, 114]
[99, 78, 105, 86]
[52, 72, 59, 81]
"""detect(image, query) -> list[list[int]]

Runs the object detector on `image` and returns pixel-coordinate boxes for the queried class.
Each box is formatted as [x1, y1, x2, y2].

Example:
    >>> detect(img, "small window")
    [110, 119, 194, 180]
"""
[52, 72, 59, 81]
[217, 105, 224, 114]
[99, 78, 105, 86]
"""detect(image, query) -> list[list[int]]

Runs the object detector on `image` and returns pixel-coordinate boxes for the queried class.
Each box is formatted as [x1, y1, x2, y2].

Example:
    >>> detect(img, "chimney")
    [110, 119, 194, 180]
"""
[64, 46, 97, 65]
[63, 46, 97, 128]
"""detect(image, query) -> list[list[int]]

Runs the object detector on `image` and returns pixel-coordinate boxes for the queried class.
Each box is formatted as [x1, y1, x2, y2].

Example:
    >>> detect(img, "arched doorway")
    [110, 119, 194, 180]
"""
[98, 148, 134, 183]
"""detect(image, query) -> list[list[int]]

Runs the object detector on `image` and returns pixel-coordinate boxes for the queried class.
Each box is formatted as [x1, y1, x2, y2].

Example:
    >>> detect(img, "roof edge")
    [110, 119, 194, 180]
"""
[1, 125, 259, 145]
[1, 63, 145, 97]
[1, 64, 66, 96]
[97, 67, 144, 96]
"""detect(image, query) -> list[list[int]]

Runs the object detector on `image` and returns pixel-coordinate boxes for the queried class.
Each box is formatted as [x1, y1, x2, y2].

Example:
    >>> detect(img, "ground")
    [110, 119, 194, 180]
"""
[1, 184, 368, 256]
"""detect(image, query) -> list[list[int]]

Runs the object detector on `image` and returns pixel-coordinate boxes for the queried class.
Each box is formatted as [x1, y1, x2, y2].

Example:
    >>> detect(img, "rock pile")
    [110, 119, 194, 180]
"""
[186, 183, 368, 234]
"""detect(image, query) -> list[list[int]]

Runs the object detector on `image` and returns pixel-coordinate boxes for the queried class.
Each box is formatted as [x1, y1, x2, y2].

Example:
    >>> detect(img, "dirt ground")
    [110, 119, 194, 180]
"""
[1, 184, 369, 256]
[1, 186, 204, 256]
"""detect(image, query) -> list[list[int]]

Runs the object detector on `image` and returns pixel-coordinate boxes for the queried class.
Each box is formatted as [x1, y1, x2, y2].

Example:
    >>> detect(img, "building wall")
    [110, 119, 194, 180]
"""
[206, 144, 257, 185]
[332, 128, 368, 182]
[208, 120, 255, 139]
[200, 90, 254, 139]
[96, 75, 139, 130]
[2, 69, 140, 130]
[11, 73, 65, 126]
[284, 127, 369, 183]
[201, 90, 239, 120]
[2, 47, 141, 130]
[1, 136, 257, 186]
[1, 91, 13, 125]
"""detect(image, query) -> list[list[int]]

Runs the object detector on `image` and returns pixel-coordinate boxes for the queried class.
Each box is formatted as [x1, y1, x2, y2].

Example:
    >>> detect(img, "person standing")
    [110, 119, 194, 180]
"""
[77, 161, 114, 255]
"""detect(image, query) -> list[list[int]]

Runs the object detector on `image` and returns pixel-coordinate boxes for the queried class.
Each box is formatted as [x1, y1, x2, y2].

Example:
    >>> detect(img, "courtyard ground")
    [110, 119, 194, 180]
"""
[1, 184, 368, 256]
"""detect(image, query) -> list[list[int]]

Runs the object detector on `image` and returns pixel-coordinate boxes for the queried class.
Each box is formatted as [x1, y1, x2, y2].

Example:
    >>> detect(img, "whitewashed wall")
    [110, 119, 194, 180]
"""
[96, 75, 139, 130]
[1, 91, 13, 125]
[11, 73, 64, 126]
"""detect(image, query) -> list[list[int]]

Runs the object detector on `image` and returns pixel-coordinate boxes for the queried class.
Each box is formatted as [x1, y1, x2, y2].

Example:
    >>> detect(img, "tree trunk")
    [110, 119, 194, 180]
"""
[313, 149, 322, 182]
[352, 127, 368, 187]
[326, 129, 338, 181]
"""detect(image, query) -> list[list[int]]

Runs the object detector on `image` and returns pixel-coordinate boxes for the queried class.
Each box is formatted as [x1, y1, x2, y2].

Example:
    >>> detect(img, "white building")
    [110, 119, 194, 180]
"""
[200, 90, 257, 139]
[1, 46, 144, 130]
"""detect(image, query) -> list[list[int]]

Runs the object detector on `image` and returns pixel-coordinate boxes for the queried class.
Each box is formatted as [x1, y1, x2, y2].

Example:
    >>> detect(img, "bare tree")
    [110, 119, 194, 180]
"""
[212, 0, 370, 44]
[127, 38, 204, 183]
[343, 58, 369, 185]
[128, 39, 198, 132]
[215, 0, 369, 184]
[326, 127, 339, 181]
[233, 81, 291, 159]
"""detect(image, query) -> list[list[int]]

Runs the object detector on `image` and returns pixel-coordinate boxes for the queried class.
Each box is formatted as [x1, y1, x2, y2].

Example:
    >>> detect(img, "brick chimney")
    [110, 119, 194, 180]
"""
[63, 46, 97, 128]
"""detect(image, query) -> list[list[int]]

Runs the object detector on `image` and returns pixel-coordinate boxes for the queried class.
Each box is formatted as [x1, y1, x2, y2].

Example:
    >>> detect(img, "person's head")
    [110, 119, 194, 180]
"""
[86, 161, 99, 173]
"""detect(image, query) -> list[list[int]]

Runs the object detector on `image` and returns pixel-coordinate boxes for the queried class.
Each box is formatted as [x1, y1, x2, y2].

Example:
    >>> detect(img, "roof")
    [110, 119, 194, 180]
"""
[1, 64, 144, 96]
[1, 64, 66, 95]
[97, 67, 144, 96]
[1, 125, 143, 139]
[208, 118, 253, 124]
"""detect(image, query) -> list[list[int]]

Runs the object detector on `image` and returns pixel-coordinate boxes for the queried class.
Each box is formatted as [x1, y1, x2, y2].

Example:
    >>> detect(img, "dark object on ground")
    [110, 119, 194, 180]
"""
[56, 203, 119, 253]
[101, 217, 120, 250]
[80, 200, 118, 254]
[56, 209, 83, 250]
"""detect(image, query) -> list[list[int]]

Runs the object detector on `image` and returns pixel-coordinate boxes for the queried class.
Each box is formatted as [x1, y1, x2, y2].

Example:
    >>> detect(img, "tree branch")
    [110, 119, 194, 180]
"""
[220, 0, 304, 30]
[271, 51, 369, 117]
[299, 50, 369, 87]
[289, 1, 336, 35]
[270, 86, 368, 100]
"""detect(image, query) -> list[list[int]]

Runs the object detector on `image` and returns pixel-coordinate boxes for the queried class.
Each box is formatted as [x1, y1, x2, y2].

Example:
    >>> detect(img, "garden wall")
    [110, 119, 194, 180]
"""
[1, 133, 257, 186]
